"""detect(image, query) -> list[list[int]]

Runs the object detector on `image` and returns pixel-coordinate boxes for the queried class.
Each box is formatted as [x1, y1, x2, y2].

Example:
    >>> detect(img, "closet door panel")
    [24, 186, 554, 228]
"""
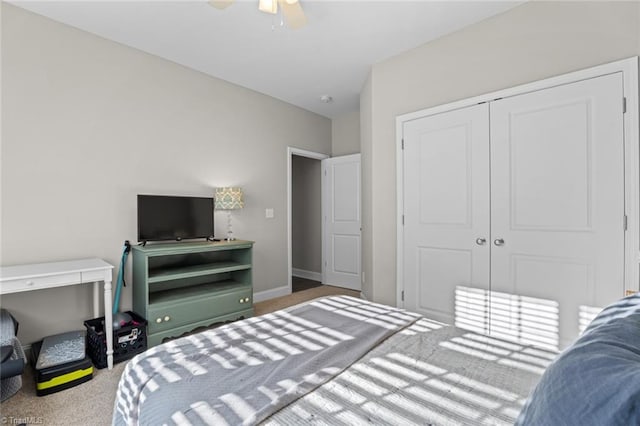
[490, 73, 625, 349]
[403, 104, 490, 330]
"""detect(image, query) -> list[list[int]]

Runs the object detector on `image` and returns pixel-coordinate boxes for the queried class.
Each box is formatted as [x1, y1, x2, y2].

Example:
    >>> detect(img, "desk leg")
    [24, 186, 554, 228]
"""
[103, 278, 114, 370]
[93, 282, 100, 318]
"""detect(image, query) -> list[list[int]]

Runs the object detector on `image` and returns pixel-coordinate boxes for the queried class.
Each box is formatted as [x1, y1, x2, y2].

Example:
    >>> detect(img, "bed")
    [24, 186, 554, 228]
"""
[113, 295, 564, 425]
[113, 293, 640, 425]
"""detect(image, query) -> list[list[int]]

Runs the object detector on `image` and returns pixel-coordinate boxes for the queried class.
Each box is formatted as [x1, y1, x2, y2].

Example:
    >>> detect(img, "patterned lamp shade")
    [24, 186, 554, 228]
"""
[215, 187, 244, 210]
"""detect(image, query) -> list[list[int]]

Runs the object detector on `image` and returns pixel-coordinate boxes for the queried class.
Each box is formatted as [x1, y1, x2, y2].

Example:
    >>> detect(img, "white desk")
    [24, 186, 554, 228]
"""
[0, 258, 115, 369]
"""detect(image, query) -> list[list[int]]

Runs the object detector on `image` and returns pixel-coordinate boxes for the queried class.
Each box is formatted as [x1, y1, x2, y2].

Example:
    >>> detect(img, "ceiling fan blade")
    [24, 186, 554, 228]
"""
[209, 0, 235, 10]
[279, 0, 307, 29]
[259, 0, 278, 15]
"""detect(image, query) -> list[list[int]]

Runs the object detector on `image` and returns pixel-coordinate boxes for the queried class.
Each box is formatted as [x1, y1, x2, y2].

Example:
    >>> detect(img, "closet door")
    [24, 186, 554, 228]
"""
[402, 103, 490, 329]
[489, 73, 625, 349]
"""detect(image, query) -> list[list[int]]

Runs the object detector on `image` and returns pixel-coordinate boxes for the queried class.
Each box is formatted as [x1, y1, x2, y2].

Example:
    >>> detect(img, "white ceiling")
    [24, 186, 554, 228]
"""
[9, 1, 523, 119]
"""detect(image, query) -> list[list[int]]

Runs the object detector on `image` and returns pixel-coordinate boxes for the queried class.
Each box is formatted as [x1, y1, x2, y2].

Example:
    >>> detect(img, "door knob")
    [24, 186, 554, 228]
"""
[475, 238, 486, 245]
[494, 238, 505, 246]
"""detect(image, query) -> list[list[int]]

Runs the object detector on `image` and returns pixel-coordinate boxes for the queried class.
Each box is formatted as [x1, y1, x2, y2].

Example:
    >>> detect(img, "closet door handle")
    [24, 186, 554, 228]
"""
[475, 238, 486, 246]
[493, 238, 505, 246]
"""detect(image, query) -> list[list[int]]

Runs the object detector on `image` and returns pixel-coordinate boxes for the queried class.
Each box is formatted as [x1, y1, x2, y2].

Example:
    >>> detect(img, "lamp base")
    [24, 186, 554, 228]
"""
[225, 210, 236, 241]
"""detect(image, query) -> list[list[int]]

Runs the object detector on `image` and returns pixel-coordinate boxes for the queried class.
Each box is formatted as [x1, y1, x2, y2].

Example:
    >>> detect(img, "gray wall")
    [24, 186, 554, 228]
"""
[291, 155, 322, 275]
[362, 0, 640, 305]
[1, 3, 331, 344]
[331, 111, 360, 156]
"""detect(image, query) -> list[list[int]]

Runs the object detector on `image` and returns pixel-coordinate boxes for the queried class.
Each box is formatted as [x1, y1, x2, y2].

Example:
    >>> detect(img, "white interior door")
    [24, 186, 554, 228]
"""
[402, 104, 491, 329]
[490, 73, 625, 349]
[323, 154, 361, 290]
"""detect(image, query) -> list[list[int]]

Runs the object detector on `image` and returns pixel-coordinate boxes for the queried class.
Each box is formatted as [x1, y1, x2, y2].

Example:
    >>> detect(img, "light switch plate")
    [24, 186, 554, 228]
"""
[265, 208, 274, 218]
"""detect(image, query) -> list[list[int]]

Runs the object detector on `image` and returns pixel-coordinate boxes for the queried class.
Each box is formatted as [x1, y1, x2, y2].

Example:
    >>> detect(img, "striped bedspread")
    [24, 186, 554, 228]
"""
[113, 296, 420, 425]
[265, 316, 555, 425]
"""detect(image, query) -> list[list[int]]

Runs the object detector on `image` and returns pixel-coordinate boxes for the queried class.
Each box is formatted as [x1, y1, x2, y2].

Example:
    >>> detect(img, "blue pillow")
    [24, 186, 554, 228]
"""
[516, 294, 640, 426]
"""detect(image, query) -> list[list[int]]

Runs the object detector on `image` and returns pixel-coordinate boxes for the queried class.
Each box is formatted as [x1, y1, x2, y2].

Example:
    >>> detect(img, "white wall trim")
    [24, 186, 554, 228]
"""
[287, 147, 330, 299]
[292, 268, 323, 283]
[622, 58, 640, 295]
[253, 285, 290, 303]
[396, 56, 640, 308]
[396, 107, 405, 309]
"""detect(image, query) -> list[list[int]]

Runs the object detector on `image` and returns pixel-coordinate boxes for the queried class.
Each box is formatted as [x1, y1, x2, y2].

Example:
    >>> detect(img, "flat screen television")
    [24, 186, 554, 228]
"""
[137, 195, 214, 243]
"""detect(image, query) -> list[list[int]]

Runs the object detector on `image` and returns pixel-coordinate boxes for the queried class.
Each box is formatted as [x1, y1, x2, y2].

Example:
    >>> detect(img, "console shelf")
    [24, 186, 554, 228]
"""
[148, 262, 251, 283]
[132, 240, 254, 347]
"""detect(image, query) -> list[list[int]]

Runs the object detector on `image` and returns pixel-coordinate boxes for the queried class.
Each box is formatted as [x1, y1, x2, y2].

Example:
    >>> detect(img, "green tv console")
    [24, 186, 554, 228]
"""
[132, 240, 254, 347]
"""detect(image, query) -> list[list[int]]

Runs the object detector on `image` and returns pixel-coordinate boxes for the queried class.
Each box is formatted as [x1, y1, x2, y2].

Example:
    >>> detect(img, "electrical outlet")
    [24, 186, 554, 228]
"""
[265, 208, 274, 219]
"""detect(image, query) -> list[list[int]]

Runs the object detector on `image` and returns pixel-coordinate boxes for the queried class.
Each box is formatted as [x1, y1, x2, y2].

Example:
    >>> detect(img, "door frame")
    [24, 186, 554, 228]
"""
[396, 56, 640, 308]
[287, 147, 330, 295]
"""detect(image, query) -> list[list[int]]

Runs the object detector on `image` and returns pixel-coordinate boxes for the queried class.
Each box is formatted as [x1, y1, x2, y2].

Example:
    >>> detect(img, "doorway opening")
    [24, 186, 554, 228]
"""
[287, 147, 329, 294]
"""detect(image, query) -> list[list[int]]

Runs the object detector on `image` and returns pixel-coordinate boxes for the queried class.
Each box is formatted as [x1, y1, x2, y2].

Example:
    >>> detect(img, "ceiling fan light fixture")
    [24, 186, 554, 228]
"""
[208, 0, 306, 29]
[259, 0, 278, 14]
[209, 0, 234, 10]
[280, 0, 307, 29]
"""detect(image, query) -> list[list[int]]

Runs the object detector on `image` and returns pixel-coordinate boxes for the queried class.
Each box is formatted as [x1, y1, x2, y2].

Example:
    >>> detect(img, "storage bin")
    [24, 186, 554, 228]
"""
[83, 311, 147, 369]
[32, 339, 92, 396]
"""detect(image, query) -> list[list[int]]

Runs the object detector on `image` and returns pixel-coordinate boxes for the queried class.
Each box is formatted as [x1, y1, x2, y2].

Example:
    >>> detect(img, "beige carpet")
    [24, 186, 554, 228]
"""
[0, 285, 359, 425]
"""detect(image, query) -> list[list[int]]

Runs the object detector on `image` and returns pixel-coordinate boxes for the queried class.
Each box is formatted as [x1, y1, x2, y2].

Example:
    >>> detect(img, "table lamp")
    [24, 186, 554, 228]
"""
[215, 187, 244, 241]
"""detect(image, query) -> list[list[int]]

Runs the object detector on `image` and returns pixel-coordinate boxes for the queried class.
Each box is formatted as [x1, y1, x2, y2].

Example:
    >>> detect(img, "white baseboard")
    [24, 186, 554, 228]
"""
[22, 343, 32, 364]
[253, 285, 291, 303]
[292, 268, 322, 283]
